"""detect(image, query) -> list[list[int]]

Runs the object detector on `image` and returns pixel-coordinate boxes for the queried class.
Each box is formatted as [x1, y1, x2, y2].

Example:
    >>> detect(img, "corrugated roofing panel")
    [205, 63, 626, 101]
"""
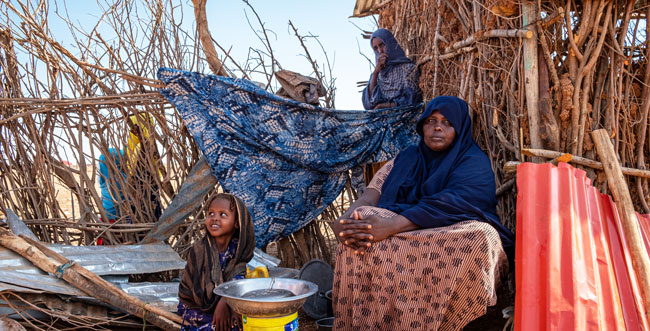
[0, 241, 185, 302]
[0, 242, 185, 276]
[515, 162, 649, 331]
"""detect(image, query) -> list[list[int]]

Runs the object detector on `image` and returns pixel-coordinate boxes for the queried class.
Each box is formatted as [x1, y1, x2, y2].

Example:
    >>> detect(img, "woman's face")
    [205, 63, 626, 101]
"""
[371, 37, 386, 56]
[421, 111, 456, 151]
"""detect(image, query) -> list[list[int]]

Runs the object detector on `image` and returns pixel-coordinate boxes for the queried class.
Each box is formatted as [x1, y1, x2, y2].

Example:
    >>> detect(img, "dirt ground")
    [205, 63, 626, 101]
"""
[298, 311, 320, 331]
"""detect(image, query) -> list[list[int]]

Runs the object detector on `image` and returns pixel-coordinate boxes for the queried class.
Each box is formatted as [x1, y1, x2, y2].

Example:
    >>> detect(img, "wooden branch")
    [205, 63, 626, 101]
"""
[0, 93, 167, 124]
[19, 235, 183, 325]
[444, 29, 532, 53]
[536, 19, 560, 94]
[522, 1, 542, 157]
[439, 46, 476, 60]
[591, 129, 650, 324]
[0, 228, 181, 329]
[537, 47, 560, 150]
[76, 61, 164, 88]
[539, 6, 565, 29]
[288, 21, 324, 89]
[576, 3, 612, 155]
[496, 178, 516, 196]
[564, 1, 584, 62]
[432, 0, 443, 96]
[191, 0, 229, 77]
[634, 3, 650, 213]
[519, 148, 650, 178]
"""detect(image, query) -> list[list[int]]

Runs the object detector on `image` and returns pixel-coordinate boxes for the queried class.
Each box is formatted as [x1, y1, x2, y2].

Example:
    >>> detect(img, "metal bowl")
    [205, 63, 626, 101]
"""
[268, 267, 299, 279]
[214, 278, 318, 318]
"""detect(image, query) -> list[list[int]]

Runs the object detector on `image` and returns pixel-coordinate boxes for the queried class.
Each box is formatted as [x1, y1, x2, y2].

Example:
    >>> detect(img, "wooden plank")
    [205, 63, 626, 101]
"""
[0, 228, 181, 330]
[522, 1, 542, 158]
[192, 0, 229, 77]
[520, 148, 650, 178]
[20, 235, 183, 325]
[592, 129, 650, 323]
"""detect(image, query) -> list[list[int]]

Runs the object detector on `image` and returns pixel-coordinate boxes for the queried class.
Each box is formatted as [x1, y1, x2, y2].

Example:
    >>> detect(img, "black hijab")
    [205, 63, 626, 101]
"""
[377, 96, 514, 259]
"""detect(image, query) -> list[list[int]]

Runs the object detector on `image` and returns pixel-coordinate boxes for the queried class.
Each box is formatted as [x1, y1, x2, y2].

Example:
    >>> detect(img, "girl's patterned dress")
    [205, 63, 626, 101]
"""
[177, 238, 243, 331]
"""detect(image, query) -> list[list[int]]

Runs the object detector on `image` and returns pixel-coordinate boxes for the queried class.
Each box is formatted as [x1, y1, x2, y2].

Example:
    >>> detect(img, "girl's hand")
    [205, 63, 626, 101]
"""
[212, 299, 231, 331]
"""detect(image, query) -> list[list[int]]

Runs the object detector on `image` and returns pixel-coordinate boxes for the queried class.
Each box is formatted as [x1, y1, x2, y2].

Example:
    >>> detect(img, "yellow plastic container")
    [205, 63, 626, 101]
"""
[246, 266, 270, 279]
[242, 312, 298, 331]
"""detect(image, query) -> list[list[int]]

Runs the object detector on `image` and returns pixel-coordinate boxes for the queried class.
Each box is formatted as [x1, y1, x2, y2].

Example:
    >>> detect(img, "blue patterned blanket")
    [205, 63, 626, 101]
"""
[158, 68, 423, 247]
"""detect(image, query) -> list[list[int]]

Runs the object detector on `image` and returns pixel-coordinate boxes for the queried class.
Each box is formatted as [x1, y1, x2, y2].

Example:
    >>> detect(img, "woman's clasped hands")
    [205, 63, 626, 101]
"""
[337, 210, 396, 255]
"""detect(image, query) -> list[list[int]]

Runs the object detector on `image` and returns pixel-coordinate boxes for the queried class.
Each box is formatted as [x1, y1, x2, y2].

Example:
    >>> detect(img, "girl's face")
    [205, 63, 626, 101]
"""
[205, 198, 238, 239]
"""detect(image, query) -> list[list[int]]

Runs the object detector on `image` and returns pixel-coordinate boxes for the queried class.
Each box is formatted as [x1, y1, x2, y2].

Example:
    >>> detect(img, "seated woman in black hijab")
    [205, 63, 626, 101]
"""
[332, 96, 514, 330]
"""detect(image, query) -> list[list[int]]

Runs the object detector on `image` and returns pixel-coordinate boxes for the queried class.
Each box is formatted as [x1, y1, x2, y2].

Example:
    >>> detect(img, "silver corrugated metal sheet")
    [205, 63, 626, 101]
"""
[0, 269, 83, 295]
[119, 282, 179, 311]
[0, 242, 184, 302]
[0, 281, 180, 312]
[0, 214, 184, 311]
[6, 209, 38, 240]
[0, 281, 44, 293]
[0, 242, 185, 276]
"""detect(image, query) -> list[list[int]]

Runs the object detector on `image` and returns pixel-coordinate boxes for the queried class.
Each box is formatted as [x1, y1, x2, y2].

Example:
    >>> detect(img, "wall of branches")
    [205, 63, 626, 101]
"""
[379, 0, 650, 229]
[5, 0, 648, 260]
[0, 0, 339, 262]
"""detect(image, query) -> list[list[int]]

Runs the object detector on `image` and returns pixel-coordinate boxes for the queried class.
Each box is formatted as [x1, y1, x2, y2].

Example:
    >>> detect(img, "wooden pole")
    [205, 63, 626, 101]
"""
[522, 1, 542, 159]
[519, 148, 650, 179]
[591, 129, 650, 323]
[0, 228, 181, 330]
[19, 235, 184, 325]
[192, 0, 229, 77]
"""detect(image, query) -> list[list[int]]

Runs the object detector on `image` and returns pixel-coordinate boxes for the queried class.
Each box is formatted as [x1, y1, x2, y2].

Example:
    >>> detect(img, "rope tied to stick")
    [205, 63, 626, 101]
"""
[54, 261, 75, 279]
[142, 302, 147, 330]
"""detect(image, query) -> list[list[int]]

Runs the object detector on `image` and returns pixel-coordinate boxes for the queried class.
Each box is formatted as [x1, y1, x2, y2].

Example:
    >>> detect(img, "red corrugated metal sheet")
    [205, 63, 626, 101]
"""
[515, 162, 650, 331]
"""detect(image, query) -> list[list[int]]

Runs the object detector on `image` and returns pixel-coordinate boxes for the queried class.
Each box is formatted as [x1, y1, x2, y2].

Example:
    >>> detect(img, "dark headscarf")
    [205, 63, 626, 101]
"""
[369, 28, 411, 66]
[377, 96, 514, 259]
[178, 193, 256, 312]
[362, 29, 422, 110]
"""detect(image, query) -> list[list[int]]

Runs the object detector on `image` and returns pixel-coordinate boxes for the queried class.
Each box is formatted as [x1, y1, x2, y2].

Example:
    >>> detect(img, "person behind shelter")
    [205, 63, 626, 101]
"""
[177, 193, 255, 331]
[98, 148, 125, 220]
[332, 96, 514, 330]
[354, 28, 423, 194]
[125, 113, 173, 221]
[362, 28, 422, 110]
[97, 148, 126, 245]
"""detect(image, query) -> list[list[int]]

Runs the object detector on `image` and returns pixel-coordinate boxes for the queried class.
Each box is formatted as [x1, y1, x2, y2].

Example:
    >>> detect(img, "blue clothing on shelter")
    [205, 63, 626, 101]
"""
[362, 29, 422, 110]
[157, 68, 423, 247]
[377, 96, 514, 260]
[98, 148, 125, 219]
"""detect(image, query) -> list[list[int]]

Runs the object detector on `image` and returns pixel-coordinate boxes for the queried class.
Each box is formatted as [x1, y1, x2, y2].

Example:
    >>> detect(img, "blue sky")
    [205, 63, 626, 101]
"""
[48, 0, 378, 109]
[204, 0, 377, 109]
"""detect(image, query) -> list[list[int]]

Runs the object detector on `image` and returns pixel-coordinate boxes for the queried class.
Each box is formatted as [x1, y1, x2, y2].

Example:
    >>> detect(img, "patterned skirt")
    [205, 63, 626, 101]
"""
[332, 207, 507, 331]
[177, 302, 241, 331]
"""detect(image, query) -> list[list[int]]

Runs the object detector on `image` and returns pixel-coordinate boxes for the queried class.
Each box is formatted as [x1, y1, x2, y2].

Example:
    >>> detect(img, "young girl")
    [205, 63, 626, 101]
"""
[177, 193, 256, 331]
